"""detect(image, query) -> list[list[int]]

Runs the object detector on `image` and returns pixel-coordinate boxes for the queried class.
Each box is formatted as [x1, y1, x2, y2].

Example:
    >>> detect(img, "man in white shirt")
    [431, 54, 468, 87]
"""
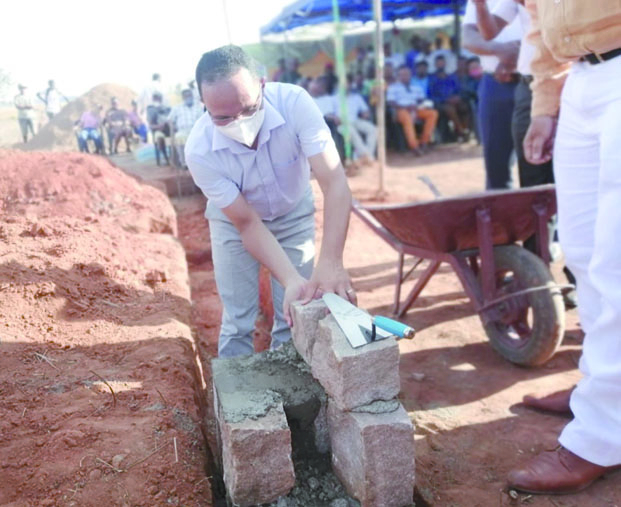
[37, 80, 68, 120]
[168, 89, 204, 167]
[387, 65, 439, 156]
[185, 46, 355, 358]
[14, 84, 37, 142]
[463, 0, 522, 189]
[308, 77, 345, 163]
[341, 76, 377, 163]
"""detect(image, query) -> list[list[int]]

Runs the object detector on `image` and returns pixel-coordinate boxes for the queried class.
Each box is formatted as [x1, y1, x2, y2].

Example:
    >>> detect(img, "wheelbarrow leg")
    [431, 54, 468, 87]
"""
[393, 252, 405, 316]
[396, 260, 441, 318]
[533, 202, 551, 265]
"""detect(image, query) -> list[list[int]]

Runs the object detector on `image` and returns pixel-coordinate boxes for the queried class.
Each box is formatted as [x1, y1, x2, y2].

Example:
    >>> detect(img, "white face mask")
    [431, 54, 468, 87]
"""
[216, 107, 265, 147]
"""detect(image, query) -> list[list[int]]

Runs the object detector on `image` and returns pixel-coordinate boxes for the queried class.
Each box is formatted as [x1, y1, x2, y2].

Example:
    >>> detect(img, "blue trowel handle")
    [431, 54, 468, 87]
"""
[373, 316, 415, 340]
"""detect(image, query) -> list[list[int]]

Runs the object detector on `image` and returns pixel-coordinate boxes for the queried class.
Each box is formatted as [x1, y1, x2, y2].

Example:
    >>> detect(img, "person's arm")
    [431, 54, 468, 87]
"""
[472, 0, 509, 40]
[462, 23, 520, 64]
[307, 144, 353, 303]
[221, 195, 316, 325]
[522, 0, 570, 164]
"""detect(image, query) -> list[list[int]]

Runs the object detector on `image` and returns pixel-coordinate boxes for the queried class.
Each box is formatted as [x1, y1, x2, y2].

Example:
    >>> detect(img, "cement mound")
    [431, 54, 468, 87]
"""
[18, 83, 136, 152]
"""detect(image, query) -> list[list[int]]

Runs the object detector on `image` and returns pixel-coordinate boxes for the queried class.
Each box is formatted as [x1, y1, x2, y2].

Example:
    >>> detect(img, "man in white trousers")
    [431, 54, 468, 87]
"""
[507, 0, 621, 494]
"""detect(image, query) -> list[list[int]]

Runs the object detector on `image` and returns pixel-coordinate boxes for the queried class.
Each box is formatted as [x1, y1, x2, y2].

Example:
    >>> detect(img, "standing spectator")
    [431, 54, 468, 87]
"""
[428, 55, 471, 141]
[322, 63, 338, 95]
[37, 80, 68, 120]
[168, 89, 204, 167]
[387, 65, 439, 156]
[127, 100, 148, 143]
[76, 105, 104, 154]
[272, 58, 286, 82]
[281, 58, 301, 85]
[13, 84, 36, 143]
[104, 97, 132, 154]
[463, 0, 522, 189]
[410, 61, 430, 97]
[138, 73, 166, 116]
[383, 62, 396, 86]
[505, 0, 621, 495]
[349, 46, 367, 75]
[147, 92, 171, 166]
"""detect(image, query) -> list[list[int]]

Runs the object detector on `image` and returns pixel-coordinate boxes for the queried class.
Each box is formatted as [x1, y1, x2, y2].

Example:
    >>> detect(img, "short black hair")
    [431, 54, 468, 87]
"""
[195, 45, 260, 95]
[152, 73, 160, 81]
[397, 64, 411, 72]
[435, 55, 446, 62]
[415, 60, 429, 67]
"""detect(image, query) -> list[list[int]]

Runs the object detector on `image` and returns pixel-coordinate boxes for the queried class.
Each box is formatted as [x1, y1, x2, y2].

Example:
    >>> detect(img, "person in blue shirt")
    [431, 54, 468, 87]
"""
[428, 55, 471, 141]
[410, 61, 430, 98]
[405, 35, 422, 71]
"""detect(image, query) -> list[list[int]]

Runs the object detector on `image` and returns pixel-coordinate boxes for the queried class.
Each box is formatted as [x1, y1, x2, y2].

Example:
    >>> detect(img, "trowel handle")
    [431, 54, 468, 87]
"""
[373, 316, 415, 340]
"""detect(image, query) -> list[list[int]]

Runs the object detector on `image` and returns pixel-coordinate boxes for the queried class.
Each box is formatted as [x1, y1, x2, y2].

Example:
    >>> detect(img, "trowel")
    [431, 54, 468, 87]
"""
[322, 293, 415, 348]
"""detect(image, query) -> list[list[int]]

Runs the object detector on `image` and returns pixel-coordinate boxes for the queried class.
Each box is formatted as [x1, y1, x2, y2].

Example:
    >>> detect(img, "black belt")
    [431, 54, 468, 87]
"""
[579, 47, 621, 65]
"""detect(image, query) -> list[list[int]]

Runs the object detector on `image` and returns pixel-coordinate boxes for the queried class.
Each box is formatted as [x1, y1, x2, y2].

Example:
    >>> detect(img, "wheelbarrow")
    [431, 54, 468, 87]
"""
[352, 184, 567, 366]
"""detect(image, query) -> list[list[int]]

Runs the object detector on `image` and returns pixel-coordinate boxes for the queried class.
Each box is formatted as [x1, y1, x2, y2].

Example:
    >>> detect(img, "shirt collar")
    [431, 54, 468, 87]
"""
[211, 97, 285, 154]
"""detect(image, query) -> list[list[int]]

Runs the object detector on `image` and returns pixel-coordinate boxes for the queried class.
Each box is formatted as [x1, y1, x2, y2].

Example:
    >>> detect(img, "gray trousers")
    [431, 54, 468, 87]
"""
[207, 187, 315, 357]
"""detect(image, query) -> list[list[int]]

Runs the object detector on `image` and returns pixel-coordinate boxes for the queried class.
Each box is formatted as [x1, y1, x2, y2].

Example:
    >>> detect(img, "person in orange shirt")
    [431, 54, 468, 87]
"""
[506, 0, 621, 495]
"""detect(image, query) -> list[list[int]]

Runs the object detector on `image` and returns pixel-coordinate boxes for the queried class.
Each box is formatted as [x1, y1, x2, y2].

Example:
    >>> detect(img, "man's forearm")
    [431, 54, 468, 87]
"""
[317, 174, 351, 268]
[239, 218, 300, 287]
[462, 24, 506, 55]
[475, 3, 503, 40]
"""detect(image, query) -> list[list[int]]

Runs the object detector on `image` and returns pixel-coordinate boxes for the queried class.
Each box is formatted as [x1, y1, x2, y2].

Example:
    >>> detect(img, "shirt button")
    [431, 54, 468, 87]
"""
[564, 36, 571, 43]
[554, 0, 560, 3]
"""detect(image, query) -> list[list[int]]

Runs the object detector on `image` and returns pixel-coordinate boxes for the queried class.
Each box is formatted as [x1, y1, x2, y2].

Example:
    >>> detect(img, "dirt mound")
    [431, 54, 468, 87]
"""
[0, 150, 175, 235]
[0, 150, 210, 505]
[18, 83, 136, 152]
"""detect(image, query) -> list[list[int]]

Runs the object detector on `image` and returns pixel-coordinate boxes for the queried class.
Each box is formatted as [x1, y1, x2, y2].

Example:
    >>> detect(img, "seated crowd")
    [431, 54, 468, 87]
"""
[74, 76, 204, 169]
[272, 35, 484, 160]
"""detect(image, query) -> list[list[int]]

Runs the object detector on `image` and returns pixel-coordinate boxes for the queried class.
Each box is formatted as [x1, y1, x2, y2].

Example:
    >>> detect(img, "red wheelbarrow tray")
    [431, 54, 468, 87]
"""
[355, 185, 557, 254]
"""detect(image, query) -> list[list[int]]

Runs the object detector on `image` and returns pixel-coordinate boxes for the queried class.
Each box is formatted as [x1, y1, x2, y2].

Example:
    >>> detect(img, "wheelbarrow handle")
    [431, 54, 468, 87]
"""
[373, 316, 415, 340]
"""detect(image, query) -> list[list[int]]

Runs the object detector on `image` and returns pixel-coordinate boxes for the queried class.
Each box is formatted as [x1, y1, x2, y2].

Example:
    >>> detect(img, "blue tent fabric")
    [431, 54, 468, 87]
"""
[261, 0, 466, 36]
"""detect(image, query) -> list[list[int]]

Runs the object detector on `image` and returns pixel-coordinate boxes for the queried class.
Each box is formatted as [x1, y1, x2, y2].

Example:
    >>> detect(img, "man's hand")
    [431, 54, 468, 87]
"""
[524, 115, 557, 164]
[283, 273, 317, 327]
[310, 260, 356, 305]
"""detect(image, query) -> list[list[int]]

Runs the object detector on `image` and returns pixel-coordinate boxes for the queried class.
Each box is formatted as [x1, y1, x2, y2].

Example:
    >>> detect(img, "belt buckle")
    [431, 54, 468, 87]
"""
[594, 52, 605, 63]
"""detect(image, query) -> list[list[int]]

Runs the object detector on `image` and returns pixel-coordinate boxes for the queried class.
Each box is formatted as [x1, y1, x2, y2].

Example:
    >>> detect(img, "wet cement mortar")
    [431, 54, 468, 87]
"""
[212, 343, 361, 507]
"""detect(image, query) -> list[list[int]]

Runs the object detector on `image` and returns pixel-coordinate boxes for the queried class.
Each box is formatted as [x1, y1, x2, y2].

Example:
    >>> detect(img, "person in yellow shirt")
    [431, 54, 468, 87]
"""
[506, 0, 621, 495]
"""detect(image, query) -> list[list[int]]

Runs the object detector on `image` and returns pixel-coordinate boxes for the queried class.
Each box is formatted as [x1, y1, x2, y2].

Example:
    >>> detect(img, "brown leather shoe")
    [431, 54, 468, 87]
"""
[522, 387, 574, 415]
[507, 446, 619, 494]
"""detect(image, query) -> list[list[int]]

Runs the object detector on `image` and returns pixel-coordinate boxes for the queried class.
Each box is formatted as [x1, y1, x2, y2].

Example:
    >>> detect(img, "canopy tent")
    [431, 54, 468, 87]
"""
[261, 0, 465, 36]
[260, 0, 466, 196]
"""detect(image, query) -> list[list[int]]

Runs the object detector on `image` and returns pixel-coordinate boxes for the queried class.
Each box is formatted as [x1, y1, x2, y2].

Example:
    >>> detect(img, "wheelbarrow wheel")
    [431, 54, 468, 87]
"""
[481, 245, 565, 366]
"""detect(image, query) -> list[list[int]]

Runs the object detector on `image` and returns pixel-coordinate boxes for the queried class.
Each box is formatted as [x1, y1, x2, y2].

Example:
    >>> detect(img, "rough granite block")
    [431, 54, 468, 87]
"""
[327, 400, 415, 507]
[290, 299, 330, 364]
[311, 314, 400, 410]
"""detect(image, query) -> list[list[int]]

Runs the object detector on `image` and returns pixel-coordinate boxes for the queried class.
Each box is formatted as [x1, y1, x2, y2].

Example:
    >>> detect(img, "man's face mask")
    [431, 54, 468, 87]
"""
[213, 88, 265, 146]
[216, 107, 265, 146]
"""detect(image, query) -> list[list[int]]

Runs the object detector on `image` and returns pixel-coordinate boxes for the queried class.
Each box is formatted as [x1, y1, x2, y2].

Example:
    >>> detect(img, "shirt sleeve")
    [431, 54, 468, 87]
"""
[463, 0, 477, 25]
[493, 0, 518, 24]
[290, 87, 335, 158]
[185, 150, 240, 209]
[525, 0, 570, 117]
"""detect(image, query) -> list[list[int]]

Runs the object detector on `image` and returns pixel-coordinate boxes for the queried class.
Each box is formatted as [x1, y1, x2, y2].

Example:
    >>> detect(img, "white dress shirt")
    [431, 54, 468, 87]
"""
[185, 82, 334, 220]
[463, 0, 523, 73]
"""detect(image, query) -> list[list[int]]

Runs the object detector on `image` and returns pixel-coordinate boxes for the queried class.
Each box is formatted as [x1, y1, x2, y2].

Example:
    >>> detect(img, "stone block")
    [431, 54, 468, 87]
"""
[327, 401, 415, 507]
[218, 402, 295, 506]
[290, 299, 330, 364]
[311, 315, 400, 410]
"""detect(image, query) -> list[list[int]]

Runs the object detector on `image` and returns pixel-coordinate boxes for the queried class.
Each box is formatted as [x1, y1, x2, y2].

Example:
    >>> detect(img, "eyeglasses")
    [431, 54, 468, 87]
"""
[209, 88, 263, 126]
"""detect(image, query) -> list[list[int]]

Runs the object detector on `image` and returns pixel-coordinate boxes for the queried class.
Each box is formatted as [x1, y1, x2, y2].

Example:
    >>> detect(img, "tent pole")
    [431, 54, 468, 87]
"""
[332, 0, 352, 162]
[453, 0, 461, 56]
[373, 0, 386, 197]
